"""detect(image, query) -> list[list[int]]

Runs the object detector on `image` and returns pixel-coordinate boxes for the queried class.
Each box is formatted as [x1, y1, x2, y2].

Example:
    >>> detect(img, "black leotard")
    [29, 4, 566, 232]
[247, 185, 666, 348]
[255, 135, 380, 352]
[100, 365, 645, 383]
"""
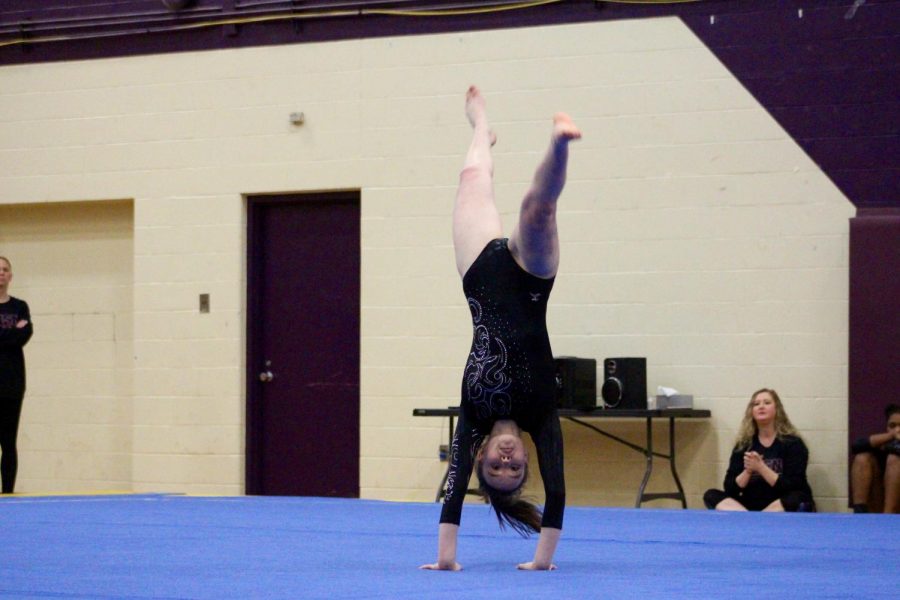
[440, 239, 565, 529]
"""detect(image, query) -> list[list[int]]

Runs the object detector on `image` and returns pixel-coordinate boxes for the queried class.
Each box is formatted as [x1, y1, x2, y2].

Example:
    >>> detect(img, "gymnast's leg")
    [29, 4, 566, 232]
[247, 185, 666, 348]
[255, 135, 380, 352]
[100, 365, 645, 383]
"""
[452, 86, 503, 278]
[508, 112, 581, 279]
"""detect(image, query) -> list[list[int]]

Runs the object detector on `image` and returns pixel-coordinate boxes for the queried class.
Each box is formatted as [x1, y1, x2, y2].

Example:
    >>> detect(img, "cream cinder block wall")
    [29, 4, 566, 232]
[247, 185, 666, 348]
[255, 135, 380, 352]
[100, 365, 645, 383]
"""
[0, 19, 853, 508]
[0, 201, 133, 492]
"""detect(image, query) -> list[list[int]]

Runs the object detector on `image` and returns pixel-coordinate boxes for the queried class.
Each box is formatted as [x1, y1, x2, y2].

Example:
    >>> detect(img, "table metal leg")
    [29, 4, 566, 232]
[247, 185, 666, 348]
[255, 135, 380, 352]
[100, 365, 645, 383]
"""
[434, 415, 456, 503]
[555, 414, 694, 508]
[634, 417, 689, 508]
[435, 469, 449, 503]
[668, 417, 687, 508]
[636, 416, 654, 508]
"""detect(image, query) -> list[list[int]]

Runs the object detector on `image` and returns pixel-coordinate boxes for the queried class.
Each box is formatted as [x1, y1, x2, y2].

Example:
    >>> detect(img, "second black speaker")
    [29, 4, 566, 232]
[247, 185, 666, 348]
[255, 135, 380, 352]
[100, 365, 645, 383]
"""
[554, 356, 597, 410]
[601, 357, 647, 409]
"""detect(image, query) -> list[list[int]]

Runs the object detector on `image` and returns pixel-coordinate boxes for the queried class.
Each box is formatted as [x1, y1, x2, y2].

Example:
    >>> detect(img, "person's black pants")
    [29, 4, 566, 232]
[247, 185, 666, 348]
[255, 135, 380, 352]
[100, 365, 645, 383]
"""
[0, 393, 24, 494]
[703, 488, 815, 512]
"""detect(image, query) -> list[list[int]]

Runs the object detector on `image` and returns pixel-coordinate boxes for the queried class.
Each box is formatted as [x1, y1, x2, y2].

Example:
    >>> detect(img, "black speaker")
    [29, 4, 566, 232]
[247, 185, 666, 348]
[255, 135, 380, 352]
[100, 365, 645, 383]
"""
[601, 357, 647, 409]
[554, 357, 597, 410]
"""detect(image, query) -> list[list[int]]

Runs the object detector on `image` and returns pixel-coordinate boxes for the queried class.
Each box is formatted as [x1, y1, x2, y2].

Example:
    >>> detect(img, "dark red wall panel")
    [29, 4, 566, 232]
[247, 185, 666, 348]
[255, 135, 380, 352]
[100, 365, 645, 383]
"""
[849, 211, 900, 451]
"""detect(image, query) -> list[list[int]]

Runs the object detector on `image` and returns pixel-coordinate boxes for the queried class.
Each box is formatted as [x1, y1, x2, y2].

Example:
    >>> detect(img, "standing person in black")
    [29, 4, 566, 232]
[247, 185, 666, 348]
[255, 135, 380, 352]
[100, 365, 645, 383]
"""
[704, 388, 815, 512]
[420, 86, 580, 571]
[0, 256, 33, 494]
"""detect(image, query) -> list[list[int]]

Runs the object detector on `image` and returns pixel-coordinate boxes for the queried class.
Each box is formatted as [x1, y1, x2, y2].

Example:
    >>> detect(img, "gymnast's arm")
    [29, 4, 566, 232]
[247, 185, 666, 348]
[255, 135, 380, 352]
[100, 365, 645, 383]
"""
[519, 409, 564, 571]
[420, 411, 479, 571]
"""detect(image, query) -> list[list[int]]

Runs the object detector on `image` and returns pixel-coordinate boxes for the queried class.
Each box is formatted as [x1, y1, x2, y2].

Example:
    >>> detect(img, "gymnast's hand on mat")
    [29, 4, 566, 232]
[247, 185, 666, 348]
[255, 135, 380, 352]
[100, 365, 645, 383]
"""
[419, 561, 462, 571]
[517, 561, 557, 570]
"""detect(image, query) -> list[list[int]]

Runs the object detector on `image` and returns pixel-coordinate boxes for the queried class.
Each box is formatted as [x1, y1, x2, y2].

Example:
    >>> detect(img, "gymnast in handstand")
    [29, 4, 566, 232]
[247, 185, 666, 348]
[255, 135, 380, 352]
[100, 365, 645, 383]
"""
[421, 86, 581, 571]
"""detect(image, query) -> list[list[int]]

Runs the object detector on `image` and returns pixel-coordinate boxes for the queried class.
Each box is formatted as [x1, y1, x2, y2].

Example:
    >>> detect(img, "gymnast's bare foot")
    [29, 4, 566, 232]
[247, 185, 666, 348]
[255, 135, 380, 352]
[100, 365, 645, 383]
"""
[466, 85, 497, 146]
[465, 85, 488, 128]
[552, 112, 582, 143]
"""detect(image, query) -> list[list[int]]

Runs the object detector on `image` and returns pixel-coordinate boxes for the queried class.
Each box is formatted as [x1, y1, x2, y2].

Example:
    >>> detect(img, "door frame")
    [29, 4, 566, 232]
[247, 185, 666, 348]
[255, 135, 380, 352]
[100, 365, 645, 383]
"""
[244, 190, 360, 495]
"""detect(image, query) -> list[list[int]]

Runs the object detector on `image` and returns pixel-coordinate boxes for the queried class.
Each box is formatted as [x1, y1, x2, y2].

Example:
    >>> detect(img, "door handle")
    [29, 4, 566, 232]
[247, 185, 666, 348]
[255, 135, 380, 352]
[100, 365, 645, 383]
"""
[259, 370, 275, 383]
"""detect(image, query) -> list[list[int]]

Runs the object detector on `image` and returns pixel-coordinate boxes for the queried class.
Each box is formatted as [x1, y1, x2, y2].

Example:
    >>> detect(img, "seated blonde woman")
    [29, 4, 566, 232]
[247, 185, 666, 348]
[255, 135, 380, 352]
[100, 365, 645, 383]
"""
[704, 388, 815, 512]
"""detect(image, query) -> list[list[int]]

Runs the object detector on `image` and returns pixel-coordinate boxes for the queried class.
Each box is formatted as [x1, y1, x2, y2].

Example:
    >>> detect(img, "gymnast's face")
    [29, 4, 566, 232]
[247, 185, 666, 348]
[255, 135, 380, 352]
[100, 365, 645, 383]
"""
[479, 433, 528, 492]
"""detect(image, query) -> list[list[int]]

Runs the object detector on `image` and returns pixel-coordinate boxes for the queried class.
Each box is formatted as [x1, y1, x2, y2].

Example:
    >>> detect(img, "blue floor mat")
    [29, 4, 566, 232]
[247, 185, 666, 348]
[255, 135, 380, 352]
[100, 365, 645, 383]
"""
[0, 494, 897, 599]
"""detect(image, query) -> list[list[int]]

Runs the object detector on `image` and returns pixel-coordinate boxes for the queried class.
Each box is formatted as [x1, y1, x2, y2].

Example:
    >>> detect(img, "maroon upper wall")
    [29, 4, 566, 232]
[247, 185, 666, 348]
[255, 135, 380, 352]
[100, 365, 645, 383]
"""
[681, 1, 899, 211]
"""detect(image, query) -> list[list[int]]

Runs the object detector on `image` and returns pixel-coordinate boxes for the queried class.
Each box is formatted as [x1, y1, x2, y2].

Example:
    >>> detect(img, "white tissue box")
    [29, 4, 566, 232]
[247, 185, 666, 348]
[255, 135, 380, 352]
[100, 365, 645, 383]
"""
[656, 394, 693, 409]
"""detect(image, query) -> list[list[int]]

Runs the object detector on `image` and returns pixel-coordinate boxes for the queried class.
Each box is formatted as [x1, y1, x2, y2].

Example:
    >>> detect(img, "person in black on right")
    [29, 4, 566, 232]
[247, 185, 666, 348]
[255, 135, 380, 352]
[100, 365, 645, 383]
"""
[849, 403, 900, 513]
[704, 388, 815, 512]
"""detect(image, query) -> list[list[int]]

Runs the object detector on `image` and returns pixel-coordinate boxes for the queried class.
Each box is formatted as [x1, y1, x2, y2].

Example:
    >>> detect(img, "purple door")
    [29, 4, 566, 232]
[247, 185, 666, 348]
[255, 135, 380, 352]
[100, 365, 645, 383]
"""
[246, 192, 360, 496]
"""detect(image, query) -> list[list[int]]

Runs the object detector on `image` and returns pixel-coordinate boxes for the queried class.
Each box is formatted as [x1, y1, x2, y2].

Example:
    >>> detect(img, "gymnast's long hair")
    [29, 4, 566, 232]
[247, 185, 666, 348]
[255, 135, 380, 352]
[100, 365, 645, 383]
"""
[474, 451, 542, 537]
[734, 388, 801, 450]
